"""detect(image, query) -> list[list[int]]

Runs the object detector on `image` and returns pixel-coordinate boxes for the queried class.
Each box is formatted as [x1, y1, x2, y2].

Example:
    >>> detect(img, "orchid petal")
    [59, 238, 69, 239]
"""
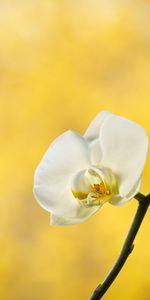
[89, 139, 102, 165]
[109, 179, 141, 206]
[99, 115, 149, 197]
[84, 111, 113, 141]
[51, 205, 100, 226]
[34, 130, 91, 217]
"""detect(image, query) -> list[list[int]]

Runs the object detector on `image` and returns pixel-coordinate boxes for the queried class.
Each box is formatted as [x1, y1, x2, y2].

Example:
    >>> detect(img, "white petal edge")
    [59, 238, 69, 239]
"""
[84, 110, 114, 141]
[51, 205, 100, 226]
[99, 115, 149, 197]
[33, 130, 91, 217]
[109, 178, 141, 206]
[89, 139, 102, 165]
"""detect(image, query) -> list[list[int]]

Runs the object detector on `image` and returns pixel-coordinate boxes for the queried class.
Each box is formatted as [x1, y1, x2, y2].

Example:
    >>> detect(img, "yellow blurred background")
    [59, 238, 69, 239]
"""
[0, 0, 150, 299]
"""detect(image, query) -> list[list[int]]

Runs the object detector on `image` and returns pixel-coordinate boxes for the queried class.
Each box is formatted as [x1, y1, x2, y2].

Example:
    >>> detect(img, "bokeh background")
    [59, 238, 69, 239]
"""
[1, 0, 150, 299]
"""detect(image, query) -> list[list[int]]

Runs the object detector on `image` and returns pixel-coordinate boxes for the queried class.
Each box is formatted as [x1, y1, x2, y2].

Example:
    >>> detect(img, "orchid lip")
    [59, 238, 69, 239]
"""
[71, 166, 118, 208]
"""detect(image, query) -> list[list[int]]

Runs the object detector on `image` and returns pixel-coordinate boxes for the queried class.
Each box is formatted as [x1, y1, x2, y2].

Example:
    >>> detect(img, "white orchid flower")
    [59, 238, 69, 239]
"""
[33, 111, 149, 226]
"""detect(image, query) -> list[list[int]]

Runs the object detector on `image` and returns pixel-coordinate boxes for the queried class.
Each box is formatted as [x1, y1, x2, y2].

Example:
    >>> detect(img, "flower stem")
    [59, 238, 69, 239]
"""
[89, 192, 150, 300]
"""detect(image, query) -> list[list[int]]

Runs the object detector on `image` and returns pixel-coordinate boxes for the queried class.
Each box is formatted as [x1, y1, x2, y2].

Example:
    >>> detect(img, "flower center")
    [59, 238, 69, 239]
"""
[71, 167, 118, 207]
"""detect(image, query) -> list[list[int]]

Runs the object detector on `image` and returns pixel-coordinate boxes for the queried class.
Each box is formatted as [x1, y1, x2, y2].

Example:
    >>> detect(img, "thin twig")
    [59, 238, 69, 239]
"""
[89, 193, 150, 300]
